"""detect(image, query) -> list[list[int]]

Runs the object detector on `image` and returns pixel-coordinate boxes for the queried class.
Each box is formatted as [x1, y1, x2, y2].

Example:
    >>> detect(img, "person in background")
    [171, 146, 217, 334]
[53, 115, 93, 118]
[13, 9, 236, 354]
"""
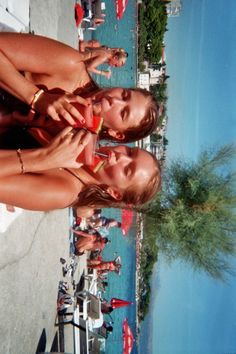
[79, 39, 103, 52]
[82, 46, 128, 79]
[87, 256, 121, 274]
[88, 215, 121, 233]
[72, 228, 109, 255]
[101, 300, 114, 314]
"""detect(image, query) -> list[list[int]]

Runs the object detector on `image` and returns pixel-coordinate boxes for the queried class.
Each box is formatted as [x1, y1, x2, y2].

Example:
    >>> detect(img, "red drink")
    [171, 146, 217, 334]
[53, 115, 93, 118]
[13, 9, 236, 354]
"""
[71, 102, 105, 170]
[28, 102, 106, 172]
[71, 103, 103, 134]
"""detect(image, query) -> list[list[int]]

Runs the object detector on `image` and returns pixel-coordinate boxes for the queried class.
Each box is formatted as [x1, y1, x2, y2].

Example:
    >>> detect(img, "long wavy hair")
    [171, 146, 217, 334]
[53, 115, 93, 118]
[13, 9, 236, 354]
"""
[75, 152, 161, 209]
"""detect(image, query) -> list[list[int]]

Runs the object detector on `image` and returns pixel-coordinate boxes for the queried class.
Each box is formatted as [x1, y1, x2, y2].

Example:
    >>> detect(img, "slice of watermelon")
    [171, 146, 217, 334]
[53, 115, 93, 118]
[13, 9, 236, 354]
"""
[72, 103, 103, 134]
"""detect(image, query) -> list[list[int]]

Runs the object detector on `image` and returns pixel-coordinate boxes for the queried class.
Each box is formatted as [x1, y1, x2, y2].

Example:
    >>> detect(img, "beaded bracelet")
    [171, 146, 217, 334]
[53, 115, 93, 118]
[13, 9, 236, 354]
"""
[16, 149, 25, 174]
[30, 89, 44, 110]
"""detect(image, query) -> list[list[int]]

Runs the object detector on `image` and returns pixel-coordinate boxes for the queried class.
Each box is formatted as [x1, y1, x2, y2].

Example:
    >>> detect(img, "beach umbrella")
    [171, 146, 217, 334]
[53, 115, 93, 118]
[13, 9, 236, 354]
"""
[111, 298, 133, 309]
[121, 209, 134, 236]
[115, 0, 128, 20]
[122, 318, 134, 354]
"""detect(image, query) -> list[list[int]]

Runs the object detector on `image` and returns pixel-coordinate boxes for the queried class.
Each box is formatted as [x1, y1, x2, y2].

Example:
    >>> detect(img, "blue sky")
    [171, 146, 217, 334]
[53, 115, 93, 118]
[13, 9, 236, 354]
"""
[166, 0, 236, 160]
[146, 1, 236, 353]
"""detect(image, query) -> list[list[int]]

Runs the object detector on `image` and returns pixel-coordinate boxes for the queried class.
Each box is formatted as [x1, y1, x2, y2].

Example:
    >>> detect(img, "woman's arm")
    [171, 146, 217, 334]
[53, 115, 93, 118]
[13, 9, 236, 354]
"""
[0, 128, 92, 210]
[0, 33, 89, 124]
[88, 67, 112, 79]
[0, 33, 86, 77]
[85, 48, 111, 73]
[0, 127, 91, 178]
[0, 171, 79, 210]
[70, 228, 94, 238]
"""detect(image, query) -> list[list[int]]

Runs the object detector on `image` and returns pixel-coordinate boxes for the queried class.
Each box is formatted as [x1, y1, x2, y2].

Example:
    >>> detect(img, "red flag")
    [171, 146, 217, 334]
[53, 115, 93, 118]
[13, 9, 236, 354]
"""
[111, 298, 133, 309]
[115, 0, 128, 20]
[74, 4, 84, 27]
[121, 209, 134, 236]
[122, 318, 134, 354]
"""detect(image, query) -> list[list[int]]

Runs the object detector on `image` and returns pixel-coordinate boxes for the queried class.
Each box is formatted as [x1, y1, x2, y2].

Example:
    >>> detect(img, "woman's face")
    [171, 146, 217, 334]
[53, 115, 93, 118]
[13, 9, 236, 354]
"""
[92, 88, 149, 138]
[109, 56, 124, 67]
[96, 145, 156, 196]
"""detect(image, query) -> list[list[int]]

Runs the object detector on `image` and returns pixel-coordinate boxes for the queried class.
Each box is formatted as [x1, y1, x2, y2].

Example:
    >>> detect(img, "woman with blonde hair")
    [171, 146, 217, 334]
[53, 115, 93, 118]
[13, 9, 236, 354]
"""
[0, 127, 161, 211]
[0, 33, 159, 143]
[83, 46, 128, 79]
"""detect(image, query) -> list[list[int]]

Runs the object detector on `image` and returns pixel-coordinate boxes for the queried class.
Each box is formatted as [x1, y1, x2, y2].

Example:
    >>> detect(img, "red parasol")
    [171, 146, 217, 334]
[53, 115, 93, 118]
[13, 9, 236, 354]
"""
[121, 209, 134, 236]
[122, 318, 134, 354]
[74, 3, 84, 27]
[111, 298, 133, 309]
[115, 0, 128, 20]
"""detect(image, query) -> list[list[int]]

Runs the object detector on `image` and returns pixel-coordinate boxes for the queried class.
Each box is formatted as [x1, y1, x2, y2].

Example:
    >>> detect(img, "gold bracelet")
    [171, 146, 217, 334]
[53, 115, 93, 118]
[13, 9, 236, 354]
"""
[30, 89, 44, 110]
[16, 149, 25, 174]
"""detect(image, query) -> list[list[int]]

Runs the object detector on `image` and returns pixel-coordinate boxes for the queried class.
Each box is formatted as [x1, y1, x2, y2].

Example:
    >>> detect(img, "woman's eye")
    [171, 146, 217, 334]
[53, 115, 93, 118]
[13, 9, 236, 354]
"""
[126, 147, 132, 156]
[122, 90, 128, 99]
[125, 166, 131, 177]
[121, 109, 126, 121]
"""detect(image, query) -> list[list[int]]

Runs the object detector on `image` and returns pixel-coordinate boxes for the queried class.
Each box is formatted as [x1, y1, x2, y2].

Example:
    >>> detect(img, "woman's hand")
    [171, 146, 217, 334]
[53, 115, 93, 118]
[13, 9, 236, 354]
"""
[104, 70, 112, 79]
[42, 127, 93, 170]
[33, 91, 90, 126]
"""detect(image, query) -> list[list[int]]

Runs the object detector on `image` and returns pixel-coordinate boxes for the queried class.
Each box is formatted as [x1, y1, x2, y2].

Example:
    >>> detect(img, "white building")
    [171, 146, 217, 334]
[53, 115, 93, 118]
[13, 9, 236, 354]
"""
[138, 67, 166, 89]
[138, 72, 150, 90]
[149, 68, 165, 85]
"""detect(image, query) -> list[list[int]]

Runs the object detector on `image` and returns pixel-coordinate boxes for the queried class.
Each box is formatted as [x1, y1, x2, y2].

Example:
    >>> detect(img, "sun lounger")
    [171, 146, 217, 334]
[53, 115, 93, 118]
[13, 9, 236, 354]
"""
[73, 312, 105, 354]
[84, 269, 99, 295]
[75, 290, 104, 331]
[73, 311, 89, 354]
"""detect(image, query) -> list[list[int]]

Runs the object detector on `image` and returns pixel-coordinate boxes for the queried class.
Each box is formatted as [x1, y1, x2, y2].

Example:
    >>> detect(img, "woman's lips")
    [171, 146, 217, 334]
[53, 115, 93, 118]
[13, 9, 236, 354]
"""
[92, 100, 102, 115]
[98, 149, 115, 165]
[108, 151, 116, 165]
[100, 96, 111, 112]
[92, 96, 111, 115]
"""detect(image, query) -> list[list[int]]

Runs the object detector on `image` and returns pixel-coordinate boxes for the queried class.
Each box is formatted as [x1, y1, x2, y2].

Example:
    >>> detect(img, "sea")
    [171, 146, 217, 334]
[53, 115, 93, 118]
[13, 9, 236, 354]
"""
[84, 1, 138, 353]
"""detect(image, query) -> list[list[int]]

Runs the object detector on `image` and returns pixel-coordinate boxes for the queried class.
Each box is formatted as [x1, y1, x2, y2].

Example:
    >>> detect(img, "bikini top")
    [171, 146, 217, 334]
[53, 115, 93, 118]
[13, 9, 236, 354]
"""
[0, 88, 29, 114]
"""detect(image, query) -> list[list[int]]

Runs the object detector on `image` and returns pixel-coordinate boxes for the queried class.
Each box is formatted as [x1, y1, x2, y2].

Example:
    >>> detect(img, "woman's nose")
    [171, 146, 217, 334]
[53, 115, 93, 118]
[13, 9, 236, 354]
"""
[111, 96, 125, 105]
[117, 152, 132, 163]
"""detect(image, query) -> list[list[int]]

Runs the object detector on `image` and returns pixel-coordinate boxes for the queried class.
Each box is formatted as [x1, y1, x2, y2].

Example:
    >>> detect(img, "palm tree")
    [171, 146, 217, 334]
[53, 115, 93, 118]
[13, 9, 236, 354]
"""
[141, 145, 236, 280]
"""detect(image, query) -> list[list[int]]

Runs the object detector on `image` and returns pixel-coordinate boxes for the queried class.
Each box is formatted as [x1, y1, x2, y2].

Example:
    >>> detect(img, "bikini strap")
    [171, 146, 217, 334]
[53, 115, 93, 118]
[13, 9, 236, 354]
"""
[64, 168, 86, 186]
[63, 168, 86, 207]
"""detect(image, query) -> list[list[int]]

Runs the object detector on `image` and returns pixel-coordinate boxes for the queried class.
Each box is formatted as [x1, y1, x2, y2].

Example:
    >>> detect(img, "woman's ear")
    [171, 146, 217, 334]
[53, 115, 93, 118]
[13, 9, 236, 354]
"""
[108, 128, 125, 141]
[106, 186, 122, 201]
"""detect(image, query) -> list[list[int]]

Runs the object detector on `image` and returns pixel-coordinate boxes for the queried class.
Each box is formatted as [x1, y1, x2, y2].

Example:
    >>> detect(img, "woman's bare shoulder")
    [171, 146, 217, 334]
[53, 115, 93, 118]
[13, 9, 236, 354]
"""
[43, 168, 83, 207]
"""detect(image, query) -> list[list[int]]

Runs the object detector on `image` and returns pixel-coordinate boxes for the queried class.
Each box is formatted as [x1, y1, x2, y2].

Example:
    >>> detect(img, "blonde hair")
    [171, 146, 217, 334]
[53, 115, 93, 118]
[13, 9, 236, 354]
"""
[100, 88, 160, 143]
[75, 152, 161, 209]
[78, 86, 160, 143]
[113, 48, 128, 63]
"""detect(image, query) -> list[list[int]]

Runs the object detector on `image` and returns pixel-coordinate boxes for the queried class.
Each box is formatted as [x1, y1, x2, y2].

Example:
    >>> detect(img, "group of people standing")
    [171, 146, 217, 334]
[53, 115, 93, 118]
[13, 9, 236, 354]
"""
[72, 209, 122, 276]
[0, 32, 161, 215]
